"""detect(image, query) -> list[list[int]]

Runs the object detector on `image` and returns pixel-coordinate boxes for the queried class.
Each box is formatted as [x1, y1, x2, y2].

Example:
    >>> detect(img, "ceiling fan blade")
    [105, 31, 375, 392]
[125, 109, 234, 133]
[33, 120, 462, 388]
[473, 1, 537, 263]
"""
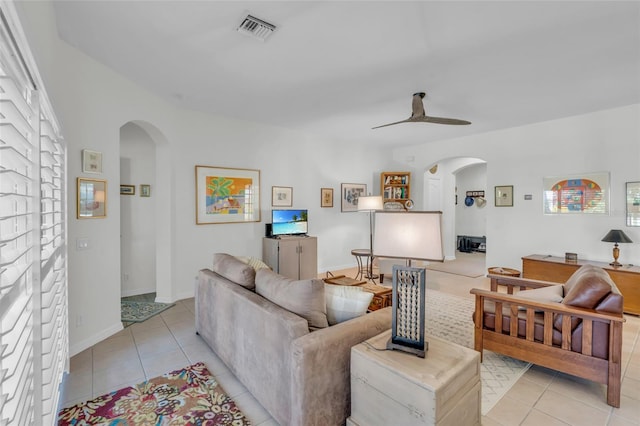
[423, 116, 471, 125]
[371, 118, 412, 129]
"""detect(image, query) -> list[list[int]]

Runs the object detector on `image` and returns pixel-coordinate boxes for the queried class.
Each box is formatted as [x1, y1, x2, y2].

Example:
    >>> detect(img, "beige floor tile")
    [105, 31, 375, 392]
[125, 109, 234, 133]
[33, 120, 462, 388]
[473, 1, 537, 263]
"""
[215, 371, 249, 399]
[140, 347, 190, 379]
[182, 343, 232, 377]
[69, 349, 92, 373]
[521, 409, 570, 426]
[59, 369, 93, 405]
[255, 419, 280, 426]
[521, 364, 558, 387]
[161, 309, 195, 326]
[92, 333, 135, 355]
[611, 394, 640, 424]
[503, 376, 547, 406]
[180, 298, 196, 314]
[534, 389, 610, 425]
[232, 390, 272, 425]
[136, 332, 180, 357]
[486, 395, 532, 425]
[548, 372, 611, 413]
[625, 363, 640, 382]
[479, 416, 504, 426]
[621, 376, 640, 400]
[608, 413, 640, 426]
[92, 346, 139, 372]
[92, 361, 145, 397]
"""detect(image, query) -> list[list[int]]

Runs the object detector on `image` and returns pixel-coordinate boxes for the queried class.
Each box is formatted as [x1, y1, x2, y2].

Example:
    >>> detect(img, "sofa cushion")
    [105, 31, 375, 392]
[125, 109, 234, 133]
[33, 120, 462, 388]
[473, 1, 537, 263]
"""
[516, 285, 563, 311]
[235, 256, 271, 271]
[212, 253, 256, 290]
[255, 269, 329, 329]
[324, 284, 373, 325]
[553, 265, 615, 331]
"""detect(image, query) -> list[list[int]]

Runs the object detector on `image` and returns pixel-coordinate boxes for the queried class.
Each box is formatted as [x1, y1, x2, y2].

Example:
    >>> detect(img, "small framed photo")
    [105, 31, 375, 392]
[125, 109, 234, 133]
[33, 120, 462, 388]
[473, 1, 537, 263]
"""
[82, 149, 103, 174]
[140, 184, 151, 197]
[627, 181, 640, 226]
[272, 186, 293, 207]
[495, 185, 513, 207]
[321, 188, 333, 208]
[120, 184, 135, 195]
[341, 183, 367, 212]
[77, 178, 107, 219]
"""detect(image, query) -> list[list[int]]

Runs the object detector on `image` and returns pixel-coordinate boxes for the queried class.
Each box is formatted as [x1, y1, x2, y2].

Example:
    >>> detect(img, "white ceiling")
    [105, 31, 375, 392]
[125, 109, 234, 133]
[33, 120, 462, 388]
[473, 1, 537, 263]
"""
[52, 1, 640, 147]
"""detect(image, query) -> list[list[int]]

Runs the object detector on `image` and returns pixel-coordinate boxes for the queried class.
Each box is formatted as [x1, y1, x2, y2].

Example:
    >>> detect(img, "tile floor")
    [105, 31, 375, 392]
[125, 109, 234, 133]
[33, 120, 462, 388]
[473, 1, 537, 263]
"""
[58, 254, 640, 425]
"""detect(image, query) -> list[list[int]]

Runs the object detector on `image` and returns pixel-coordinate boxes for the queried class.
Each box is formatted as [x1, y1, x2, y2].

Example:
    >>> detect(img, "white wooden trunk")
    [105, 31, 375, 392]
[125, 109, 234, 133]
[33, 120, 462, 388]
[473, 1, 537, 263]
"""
[348, 331, 481, 426]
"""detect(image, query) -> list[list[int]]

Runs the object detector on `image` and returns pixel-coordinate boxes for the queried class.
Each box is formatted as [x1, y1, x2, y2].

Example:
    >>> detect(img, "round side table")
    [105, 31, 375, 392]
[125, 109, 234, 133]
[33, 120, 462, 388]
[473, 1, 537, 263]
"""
[487, 267, 521, 277]
[351, 249, 377, 281]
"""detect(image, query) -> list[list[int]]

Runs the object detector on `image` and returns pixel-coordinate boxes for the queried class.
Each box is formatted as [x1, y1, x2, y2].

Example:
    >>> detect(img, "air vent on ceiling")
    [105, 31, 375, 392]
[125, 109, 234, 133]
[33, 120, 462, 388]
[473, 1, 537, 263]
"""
[237, 14, 276, 41]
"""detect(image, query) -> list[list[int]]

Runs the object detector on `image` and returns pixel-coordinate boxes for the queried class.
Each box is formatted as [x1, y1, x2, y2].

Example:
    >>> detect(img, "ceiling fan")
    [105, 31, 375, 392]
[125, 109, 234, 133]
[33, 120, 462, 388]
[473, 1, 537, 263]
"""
[372, 92, 471, 129]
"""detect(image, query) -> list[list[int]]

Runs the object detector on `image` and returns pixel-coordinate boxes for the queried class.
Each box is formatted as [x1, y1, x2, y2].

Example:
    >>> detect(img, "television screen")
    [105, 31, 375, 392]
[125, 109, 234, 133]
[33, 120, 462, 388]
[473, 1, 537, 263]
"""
[272, 209, 308, 236]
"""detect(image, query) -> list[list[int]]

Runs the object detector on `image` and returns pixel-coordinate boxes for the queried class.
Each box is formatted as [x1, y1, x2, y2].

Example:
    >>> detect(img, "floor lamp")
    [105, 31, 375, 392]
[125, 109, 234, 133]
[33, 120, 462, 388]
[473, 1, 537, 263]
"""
[357, 195, 383, 279]
[373, 211, 444, 358]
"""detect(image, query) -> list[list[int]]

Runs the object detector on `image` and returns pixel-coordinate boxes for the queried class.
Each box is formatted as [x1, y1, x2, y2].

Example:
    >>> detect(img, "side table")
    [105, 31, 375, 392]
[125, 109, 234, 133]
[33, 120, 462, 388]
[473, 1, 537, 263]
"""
[347, 330, 480, 426]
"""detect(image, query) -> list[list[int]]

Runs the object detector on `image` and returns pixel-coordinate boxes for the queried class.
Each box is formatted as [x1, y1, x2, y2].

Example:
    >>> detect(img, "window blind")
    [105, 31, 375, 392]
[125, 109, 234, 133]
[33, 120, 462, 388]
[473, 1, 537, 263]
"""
[1, 5, 67, 425]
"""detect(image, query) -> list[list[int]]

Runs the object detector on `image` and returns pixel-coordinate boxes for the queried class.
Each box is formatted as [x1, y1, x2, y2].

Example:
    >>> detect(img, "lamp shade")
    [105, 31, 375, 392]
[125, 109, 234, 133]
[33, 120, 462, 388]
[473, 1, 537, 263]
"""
[373, 211, 444, 261]
[601, 229, 633, 243]
[357, 195, 383, 212]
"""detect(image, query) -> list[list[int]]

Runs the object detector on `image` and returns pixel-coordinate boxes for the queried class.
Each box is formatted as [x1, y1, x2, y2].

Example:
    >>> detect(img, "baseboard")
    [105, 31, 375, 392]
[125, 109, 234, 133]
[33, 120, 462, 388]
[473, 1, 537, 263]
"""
[121, 286, 156, 298]
[69, 322, 123, 357]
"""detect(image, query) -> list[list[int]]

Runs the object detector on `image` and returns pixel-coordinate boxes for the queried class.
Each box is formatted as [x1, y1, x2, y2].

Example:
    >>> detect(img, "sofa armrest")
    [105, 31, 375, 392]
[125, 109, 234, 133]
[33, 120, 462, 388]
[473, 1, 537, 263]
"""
[488, 274, 563, 293]
[289, 307, 392, 426]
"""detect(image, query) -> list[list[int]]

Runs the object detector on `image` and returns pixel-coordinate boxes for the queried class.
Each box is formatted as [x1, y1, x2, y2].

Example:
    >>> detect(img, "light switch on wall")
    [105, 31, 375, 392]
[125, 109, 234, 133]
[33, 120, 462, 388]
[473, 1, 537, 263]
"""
[76, 238, 90, 250]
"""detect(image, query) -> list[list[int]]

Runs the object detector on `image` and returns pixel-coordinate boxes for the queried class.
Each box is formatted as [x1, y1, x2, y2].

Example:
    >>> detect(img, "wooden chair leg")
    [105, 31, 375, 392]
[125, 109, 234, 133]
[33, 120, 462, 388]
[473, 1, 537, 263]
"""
[607, 321, 623, 407]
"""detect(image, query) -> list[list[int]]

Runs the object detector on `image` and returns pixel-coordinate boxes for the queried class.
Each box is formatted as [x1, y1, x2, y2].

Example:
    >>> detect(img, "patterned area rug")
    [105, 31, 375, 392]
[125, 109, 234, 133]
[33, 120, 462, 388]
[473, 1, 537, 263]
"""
[121, 300, 175, 323]
[425, 289, 531, 415]
[57, 362, 251, 425]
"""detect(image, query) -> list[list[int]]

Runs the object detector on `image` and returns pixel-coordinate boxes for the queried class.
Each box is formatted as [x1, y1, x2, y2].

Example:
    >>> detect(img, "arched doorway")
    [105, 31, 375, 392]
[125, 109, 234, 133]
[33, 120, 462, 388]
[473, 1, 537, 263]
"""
[423, 157, 486, 260]
[119, 121, 173, 303]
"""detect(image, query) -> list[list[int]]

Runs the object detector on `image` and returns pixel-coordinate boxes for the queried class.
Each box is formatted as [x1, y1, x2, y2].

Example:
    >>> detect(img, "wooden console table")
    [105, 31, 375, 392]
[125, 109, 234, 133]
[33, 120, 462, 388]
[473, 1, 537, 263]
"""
[522, 254, 640, 315]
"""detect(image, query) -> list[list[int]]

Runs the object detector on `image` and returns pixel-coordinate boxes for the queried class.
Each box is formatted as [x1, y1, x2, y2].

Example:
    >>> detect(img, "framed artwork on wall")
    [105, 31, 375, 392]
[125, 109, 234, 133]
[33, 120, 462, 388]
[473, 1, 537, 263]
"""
[82, 149, 103, 174]
[627, 181, 640, 226]
[494, 185, 513, 207]
[542, 172, 609, 214]
[77, 178, 107, 219]
[272, 186, 293, 207]
[195, 165, 261, 225]
[120, 184, 135, 195]
[341, 183, 366, 212]
[321, 188, 333, 207]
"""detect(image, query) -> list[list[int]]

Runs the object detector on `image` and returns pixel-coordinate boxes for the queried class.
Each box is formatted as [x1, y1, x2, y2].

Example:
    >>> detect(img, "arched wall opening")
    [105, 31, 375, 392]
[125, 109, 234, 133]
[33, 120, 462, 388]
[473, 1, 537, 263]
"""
[422, 157, 487, 260]
[119, 120, 173, 303]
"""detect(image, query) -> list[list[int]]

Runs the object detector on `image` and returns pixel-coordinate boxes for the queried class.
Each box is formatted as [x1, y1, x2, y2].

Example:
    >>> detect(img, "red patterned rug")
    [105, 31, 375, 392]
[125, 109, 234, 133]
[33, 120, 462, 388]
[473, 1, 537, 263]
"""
[57, 362, 251, 425]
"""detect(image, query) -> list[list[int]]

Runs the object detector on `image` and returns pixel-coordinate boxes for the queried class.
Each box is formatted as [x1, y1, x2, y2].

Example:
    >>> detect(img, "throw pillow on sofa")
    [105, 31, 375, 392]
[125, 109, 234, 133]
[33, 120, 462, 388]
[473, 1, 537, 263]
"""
[324, 284, 373, 325]
[235, 256, 271, 271]
[212, 253, 256, 290]
[255, 269, 329, 329]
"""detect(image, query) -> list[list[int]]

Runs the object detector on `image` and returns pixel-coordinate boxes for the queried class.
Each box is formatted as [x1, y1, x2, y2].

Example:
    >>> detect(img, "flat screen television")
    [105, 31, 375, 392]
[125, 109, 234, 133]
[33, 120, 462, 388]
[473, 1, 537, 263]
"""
[271, 209, 308, 236]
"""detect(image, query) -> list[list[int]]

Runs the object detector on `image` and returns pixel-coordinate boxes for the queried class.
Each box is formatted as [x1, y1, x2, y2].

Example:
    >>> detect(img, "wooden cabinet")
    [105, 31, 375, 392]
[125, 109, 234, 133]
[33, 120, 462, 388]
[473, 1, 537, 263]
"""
[380, 172, 411, 208]
[348, 331, 480, 426]
[522, 254, 640, 315]
[262, 236, 317, 280]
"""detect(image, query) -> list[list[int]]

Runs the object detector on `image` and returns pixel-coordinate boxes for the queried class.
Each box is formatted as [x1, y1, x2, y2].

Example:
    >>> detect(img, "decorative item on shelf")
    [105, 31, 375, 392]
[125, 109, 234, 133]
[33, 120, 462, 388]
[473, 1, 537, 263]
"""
[464, 196, 474, 206]
[565, 252, 578, 263]
[383, 201, 404, 210]
[475, 197, 487, 208]
[373, 211, 444, 358]
[357, 196, 384, 280]
[404, 199, 414, 210]
[601, 229, 633, 267]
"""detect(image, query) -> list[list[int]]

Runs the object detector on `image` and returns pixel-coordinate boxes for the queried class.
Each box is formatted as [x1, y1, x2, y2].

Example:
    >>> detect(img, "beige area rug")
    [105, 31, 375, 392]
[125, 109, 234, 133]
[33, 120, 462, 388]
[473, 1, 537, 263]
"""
[426, 289, 531, 415]
[426, 252, 487, 278]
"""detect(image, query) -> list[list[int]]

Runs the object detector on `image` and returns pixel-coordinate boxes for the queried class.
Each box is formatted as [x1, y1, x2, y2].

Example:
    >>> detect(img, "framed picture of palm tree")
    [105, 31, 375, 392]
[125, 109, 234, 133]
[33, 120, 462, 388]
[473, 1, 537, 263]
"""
[195, 165, 261, 224]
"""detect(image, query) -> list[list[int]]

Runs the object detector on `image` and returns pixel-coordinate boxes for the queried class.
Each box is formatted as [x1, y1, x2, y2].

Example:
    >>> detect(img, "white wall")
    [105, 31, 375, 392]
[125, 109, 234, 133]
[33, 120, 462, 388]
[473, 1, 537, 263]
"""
[120, 123, 156, 297]
[455, 163, 487, 238]
[394, 104, 640, 271]
[17, 1, 395, 355]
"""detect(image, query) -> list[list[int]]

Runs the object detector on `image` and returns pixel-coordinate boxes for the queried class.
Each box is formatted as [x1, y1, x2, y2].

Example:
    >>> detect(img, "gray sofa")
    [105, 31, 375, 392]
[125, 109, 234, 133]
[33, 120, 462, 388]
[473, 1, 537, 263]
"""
[195, 253, 391, 426]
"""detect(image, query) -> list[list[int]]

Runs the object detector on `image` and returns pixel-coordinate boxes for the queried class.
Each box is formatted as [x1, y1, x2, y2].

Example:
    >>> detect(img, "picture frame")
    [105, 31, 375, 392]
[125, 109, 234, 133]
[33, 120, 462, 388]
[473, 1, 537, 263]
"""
[341, 183, 367, 212]
[272, 186, 293, 207]
[321, 188, 333, 208]
[542, 172, 609, 214]
[77, 178, 107, 219]
[494, 185, 513, 207]
[120, 184, 135, 195]
[626, 181, 640, 226]
[140, 184, 151, 197]
[195, 165, 261, 225]
[82, 149, 103, 174]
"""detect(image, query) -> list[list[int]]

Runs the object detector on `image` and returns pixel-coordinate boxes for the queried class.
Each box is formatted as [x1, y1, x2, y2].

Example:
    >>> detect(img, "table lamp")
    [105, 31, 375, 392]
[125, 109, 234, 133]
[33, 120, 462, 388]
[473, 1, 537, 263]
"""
[601, 229, 633, 267]
[357, 195, 383, 279]
[373, 211, 444, 357]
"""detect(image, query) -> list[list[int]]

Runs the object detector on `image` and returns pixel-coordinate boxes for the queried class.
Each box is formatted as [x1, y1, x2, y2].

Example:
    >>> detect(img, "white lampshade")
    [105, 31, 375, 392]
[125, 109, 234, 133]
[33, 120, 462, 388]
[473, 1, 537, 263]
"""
[357, 195, 383, 212]
[94, 190, 105, 203]
[373, 211, 444, 261]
